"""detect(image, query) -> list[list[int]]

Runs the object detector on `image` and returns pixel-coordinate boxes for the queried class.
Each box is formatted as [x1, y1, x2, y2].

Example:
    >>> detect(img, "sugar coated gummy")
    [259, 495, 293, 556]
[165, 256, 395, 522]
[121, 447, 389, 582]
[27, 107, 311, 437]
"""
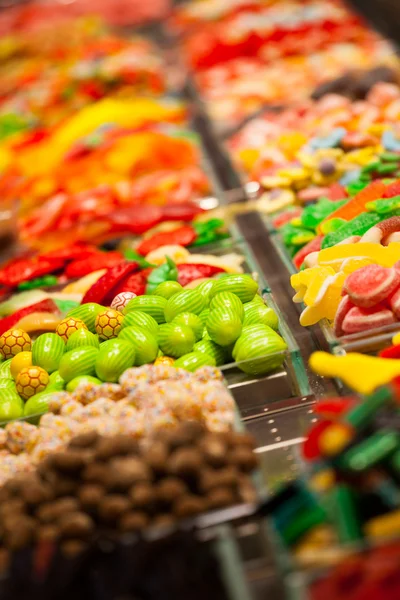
[344, 264, 400, 308]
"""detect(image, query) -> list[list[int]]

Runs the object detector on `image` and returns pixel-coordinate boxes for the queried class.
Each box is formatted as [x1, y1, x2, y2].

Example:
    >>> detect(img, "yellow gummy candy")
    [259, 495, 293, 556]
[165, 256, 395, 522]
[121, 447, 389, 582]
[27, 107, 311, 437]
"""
[299, 271, 347, 326]
[309, 351, 400, 395]
[318, 243, 400, 270]
[393, 332, 400, 345]
[291, 266, 335, 304]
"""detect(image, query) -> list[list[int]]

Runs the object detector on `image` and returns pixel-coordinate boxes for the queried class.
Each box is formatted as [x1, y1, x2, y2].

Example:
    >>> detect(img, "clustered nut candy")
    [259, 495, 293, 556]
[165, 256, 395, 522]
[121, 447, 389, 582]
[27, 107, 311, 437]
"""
[0, 422, 258, 564]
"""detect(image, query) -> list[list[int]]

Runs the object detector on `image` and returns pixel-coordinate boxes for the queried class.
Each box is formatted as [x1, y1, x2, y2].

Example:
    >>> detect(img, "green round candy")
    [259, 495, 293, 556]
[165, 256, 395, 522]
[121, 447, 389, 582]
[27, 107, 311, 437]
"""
[119, 326, 158, 366]
[67, 303, 104, 333]
[32, 333, 65, 373]
[164, 290, 205, 322]
[209, 292, 244, 320]
[45, 370, 65, 391]
[95, 339, 135, 383]
[193, 339, 226, 366]
[206, 307, 243, 346]
[121, 310, 158, 336]
[158, 323, 195, 358]
[152, 281, 183, 299]
[174, 352, 216, 372]
[195, 280, 215, 304]
[232, 325, 287, 375]
[0, 359, 12, 379]
[172, 312, 203, 341]
[24, 391, 54, 422]
[209, 274, 258, 303]
[66, 329, 100, 351]
[124, 295, 167, 324]
[0, 391, 23, 423]
[58, 346, 99, 383]
[66, 375, 102, 393]
[199, 308, 210, 326]
[243, 303, 279, 329]
[248, 294, 265, 306]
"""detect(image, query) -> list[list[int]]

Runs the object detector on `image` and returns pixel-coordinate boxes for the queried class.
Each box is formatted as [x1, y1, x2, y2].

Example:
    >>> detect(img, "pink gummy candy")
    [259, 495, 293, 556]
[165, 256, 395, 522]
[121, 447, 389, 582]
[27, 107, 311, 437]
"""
[389, 287, 400, 318]
[333, 294, 354, 338]
[342, 305, 396, 335]
[344, 264, 400, 308]
[360, 216, 400, 244]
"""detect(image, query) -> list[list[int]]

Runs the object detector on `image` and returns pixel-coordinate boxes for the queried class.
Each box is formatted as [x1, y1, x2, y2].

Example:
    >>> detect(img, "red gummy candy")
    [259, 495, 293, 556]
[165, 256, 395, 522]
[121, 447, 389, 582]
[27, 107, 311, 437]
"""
[272, 209, 302, 229]
[384, 180, 400, 198]
[333, 294, 355, 337]
[344, 264, 400, 308]
[136, 225, 197, 256]
[0, 299, 59, 336]
[302, 420, 332, 461]
[112, 270, 149, 296]
[293, 235, 323, 270]
[342, 304, 396, 335]
[379, 344, 400, 359]
[327, 182, 347, 201]
[65, 251, 124, 279]
[314, 397, 357, 419]
[177, 263, 225, 287]
[81, 262, 139, 305]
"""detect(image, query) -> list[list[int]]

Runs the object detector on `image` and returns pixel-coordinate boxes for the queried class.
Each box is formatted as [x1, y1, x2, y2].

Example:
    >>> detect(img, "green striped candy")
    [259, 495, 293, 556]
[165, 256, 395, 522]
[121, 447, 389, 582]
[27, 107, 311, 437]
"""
[195, 280, 215, 304]
[158, 323, 195, 358]
[243, 303, 279, 330]
[67, 303, 103, 333]
[209, 274, 258, 303]
[0, 378, 17, 391]
[232, 325, 287, 376]
[24, 391, 54, 422]
[58, 346, 99, 383]
[174, 352, 216, 372]
[95, 339, 136, 383]
[152, 281, 183, 299]
[172, 313, 203, 341]
[193, 339, 226, 366]
[209, 292, 244, 321]
[164, 290, 205, 322]
[0, 392, 24, 423]
[199, 308, 210, 326]
[0, 359, 12, 379]
[32, 333, 65, 373]
[121, 310, 158, 336]
[66, 375, 101, 393]
[66, 329, 100, 351]
[124, 295, 167, 324]
[45, 370, 65, 392]
[206, 307, 243, 346]
[119, 326, 158, 366]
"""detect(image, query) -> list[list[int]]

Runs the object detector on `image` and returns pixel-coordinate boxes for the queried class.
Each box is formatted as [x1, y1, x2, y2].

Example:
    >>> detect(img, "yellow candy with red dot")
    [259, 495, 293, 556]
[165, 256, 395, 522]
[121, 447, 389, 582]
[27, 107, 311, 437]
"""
[16, 366, 49, 400]
[56, 317, 88, 342]
[10, 351, 32, 379]
[0, 328, 31, 359]
[154, 356, 175, 366]
[95, 309, 124, 340]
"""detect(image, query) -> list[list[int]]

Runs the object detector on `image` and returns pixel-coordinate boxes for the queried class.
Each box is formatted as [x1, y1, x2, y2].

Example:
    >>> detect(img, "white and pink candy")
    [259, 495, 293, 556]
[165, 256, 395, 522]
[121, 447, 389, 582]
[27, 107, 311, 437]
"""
[110, 292, 136, 312]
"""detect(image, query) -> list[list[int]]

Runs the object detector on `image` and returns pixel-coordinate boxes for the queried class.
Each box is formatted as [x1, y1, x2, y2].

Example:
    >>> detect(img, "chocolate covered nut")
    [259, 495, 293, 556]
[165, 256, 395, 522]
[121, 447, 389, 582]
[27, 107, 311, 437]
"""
[198, 434, 227, 468]
[21, 481, 52, 506]
[78, 484, 105, 510]
[95, 435, 137, 460]
[106, 457, 151, 490]
[152, 514, 175, 528]
[36, 498, 80, 523]
[167, 422, 205, 450]
[0, 498, 25, 519]
[222, 432, 255, 449]
[69, 431, 99, 449]
[37, 525, 60, 543]
[156, 478, 187, 506]
[173, 495, 206, 518]
[200, 466, 238, 492]
[144, 440, 168, 473]
[4, 516, 36, 550]
[82, 462, 108, 484]
[59, 512, 94, 540]
[52, 451, 89, 474]
[118, 511, 149, 532]
[169, 448, 203, 477]
[52, 475, 78, 497]
[129, 482, 155, 509]
[229, 447, 258, 472]
[61, 540, 88, 558]
[206, 487, 236, 510]
[98, 495, 131, 523]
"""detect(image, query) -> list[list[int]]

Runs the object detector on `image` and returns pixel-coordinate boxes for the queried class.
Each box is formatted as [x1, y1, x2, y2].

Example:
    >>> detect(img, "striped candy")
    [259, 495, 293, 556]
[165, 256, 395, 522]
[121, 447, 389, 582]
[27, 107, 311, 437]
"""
[58, 346, 99, 383]
[66, 329, 100, 351]
[209, 292, 244, 320]
[232, 325, 287, 376]
[95, 339, 136, 383]
[158, 323, 195, 358]
[193, 339, 226, 366]
[67, 303, 103, 333]
[243, 303, 279, 330]
[209, 274, 258, 303]
[121, 310, 158, 336]
[164, 290, 205, 322]
[124, 295, 167, 324]
[32, 333, 65, 374]
[119, 326, 158, 366]
[206, 307, 243, 346]
[174, 351, 216, 372]
[172, 313, 204, 341]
